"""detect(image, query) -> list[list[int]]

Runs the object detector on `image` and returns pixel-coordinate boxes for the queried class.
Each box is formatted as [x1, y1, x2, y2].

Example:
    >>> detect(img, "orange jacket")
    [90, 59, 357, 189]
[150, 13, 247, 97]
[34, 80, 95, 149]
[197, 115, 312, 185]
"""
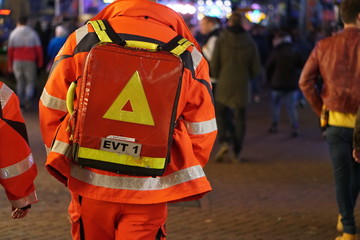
[39, 0, 217, 204]
[0, 82, 38, 208]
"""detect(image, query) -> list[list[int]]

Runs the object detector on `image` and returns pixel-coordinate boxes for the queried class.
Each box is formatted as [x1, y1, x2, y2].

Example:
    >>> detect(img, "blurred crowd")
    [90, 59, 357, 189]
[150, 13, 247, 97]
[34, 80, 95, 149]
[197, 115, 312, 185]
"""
[191, 12, 343, 163]
[2, 9, 344, 149]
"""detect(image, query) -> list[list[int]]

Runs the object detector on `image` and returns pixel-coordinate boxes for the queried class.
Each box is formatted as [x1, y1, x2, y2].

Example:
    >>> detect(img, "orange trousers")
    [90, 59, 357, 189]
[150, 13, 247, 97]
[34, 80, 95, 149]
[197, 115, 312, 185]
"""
[68, 193, 167, 240]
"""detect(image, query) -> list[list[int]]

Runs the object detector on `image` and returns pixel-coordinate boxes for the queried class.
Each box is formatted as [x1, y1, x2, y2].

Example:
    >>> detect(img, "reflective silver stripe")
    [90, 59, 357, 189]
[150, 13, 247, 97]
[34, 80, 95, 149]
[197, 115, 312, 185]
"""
[10, 191, 38, 208]
[0, 154, 34, 179]
[40, 88, 67, 112]
[51, 140, 72, 159]
[71, 164, 205, 191]
[184, 118, 217, 135]
[0, 83, 14, 109]
[76, 24, 88, 45]
[45, 145, 50, 155]
[191, 48, 203, 71]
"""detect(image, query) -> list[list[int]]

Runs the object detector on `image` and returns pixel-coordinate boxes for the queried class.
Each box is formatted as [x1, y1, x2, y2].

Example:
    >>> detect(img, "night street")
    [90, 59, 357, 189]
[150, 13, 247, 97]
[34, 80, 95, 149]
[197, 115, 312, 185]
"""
[0, 87, 351, 240]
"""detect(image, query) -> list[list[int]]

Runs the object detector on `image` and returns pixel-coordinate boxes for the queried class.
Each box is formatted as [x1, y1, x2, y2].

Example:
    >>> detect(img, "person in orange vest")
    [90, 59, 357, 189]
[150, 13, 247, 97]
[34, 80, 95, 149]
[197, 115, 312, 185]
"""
[0, 82, 38, 219]
[38, 0, 217, 239]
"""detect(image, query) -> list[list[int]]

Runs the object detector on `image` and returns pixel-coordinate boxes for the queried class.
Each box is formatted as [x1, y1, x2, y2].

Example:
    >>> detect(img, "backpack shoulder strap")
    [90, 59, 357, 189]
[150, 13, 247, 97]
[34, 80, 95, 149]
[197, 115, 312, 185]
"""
[88, 19, 126, 46]
[161, 35, 193, 56]
[89, 19, 193, 56]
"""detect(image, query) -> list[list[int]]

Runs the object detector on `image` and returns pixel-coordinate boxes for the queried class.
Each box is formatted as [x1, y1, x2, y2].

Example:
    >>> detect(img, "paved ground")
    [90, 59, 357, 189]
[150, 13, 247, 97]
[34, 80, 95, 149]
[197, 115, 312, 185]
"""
[0, 82, 354, 240]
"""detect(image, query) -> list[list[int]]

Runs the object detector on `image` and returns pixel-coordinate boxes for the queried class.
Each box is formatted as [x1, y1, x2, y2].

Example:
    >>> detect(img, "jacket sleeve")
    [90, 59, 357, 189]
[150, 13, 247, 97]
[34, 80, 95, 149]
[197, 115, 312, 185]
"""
[299, 44, 323, 116]
[210, 35, 221, 79]
[39, 30, 86, 185]
[250, 42, 261, 80]
[39, 33, 78, 150]
[265, 51, 276, 84]
[179, 48, 217, 167]
[0, 88, 38, 208]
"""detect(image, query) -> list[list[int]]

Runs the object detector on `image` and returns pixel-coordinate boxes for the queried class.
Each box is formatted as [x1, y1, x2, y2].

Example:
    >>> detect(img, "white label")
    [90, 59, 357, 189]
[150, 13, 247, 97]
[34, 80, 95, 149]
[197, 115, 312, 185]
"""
[100, 138, 142, 157]
[106, 135, 136, 142]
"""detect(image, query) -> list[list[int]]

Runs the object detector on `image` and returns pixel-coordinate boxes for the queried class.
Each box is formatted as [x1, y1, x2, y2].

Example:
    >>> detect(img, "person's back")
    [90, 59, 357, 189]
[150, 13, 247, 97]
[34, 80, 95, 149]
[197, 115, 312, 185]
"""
[7, 16, 43, 109]
[266, 31, 304, 136]
[212, 14, 261, 108]
[211, 12, 261, 162]
[304, 29, 360, 113]
[300, 20, 360, 116]
[299, 0, 360, 239]
[39, 0, 217, 239]
[266, 32, 304, 91]
[8, 17, 43, 70]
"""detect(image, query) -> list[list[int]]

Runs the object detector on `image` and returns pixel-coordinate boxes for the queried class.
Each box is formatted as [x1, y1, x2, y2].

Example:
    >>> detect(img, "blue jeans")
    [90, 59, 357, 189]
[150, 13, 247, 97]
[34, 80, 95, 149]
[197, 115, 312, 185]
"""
[326, 126, 360, 234]
[270, 90, 298, 127]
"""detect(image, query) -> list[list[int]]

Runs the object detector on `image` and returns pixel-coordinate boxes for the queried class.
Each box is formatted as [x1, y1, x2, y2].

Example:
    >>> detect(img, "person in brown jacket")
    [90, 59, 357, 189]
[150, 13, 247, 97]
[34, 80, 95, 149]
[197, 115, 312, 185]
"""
[299, 0, 360, 239]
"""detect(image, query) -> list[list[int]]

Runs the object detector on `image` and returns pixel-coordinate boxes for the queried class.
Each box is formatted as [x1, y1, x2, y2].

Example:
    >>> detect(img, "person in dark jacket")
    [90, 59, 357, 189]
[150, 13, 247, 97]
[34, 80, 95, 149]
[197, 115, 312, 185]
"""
[299, 0, 360, 238]
[265, 30, 304, 137]
[211, 12, 261, 163]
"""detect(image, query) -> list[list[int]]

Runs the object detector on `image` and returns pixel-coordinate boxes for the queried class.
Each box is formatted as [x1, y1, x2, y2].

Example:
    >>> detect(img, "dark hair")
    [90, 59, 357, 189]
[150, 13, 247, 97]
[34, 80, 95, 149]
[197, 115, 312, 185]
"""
[18, 16, 28, 25]
[202, 16, 220, 26]
[340, 0, 360, 24]
[228, 12, 242, 26]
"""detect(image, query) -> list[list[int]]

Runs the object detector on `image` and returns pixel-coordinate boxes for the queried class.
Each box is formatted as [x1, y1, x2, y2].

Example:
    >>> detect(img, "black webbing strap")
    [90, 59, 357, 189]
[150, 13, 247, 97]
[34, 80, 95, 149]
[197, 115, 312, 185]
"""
[101, 19, 126, 46]
[161, 35, 184, 52]
[0, 100, 29, 144]
[161, 34, 193, 56]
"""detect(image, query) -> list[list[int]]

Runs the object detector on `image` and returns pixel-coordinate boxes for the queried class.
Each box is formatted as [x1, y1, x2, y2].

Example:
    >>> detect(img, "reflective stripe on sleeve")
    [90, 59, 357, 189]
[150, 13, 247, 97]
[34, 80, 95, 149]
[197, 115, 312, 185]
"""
[0, 154, 34, 179]
[0, 83, 14, 110]
[184, 118, 217, 135]
[71, 164, 205, 191]
[10, 191, 38, 208]
[51, 140, 72, 159]
[76, 24, 88, 45]
[40, 88, 67, 112]
[191, 47, 203, 71]
[45, 145, 50, 155]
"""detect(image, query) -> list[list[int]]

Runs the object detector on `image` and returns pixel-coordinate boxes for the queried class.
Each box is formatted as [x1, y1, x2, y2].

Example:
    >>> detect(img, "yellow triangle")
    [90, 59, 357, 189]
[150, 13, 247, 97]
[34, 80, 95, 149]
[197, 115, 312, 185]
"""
[103, 71, 155, 126]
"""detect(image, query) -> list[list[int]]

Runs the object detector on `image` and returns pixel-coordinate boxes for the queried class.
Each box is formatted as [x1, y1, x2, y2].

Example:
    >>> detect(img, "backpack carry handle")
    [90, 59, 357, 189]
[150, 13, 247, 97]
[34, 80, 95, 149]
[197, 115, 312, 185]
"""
[66, 81, 77, 114]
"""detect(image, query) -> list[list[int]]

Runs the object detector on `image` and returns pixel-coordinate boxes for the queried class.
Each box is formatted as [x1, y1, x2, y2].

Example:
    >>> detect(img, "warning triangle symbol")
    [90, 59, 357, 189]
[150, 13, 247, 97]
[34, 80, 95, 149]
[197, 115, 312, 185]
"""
[103, 71, 155, 126]
[122, 100, 133, 112]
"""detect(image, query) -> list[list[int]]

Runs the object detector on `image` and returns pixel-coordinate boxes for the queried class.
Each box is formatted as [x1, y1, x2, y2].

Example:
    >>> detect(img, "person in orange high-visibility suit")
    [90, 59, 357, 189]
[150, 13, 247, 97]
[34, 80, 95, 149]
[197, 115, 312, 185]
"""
[0, 82, 38, 219]
[38, 0, 217, 239]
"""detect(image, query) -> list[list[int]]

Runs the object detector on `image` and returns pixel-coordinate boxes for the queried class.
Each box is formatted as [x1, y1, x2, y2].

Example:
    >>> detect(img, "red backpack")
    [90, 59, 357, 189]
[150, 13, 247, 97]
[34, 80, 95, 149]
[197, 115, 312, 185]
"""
[66, 20, 193, 176]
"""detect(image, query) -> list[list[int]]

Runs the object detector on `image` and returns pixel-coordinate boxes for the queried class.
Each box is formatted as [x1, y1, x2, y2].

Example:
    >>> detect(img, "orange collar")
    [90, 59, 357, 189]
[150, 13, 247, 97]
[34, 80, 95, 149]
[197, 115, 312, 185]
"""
[90, 0, 200, 50]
